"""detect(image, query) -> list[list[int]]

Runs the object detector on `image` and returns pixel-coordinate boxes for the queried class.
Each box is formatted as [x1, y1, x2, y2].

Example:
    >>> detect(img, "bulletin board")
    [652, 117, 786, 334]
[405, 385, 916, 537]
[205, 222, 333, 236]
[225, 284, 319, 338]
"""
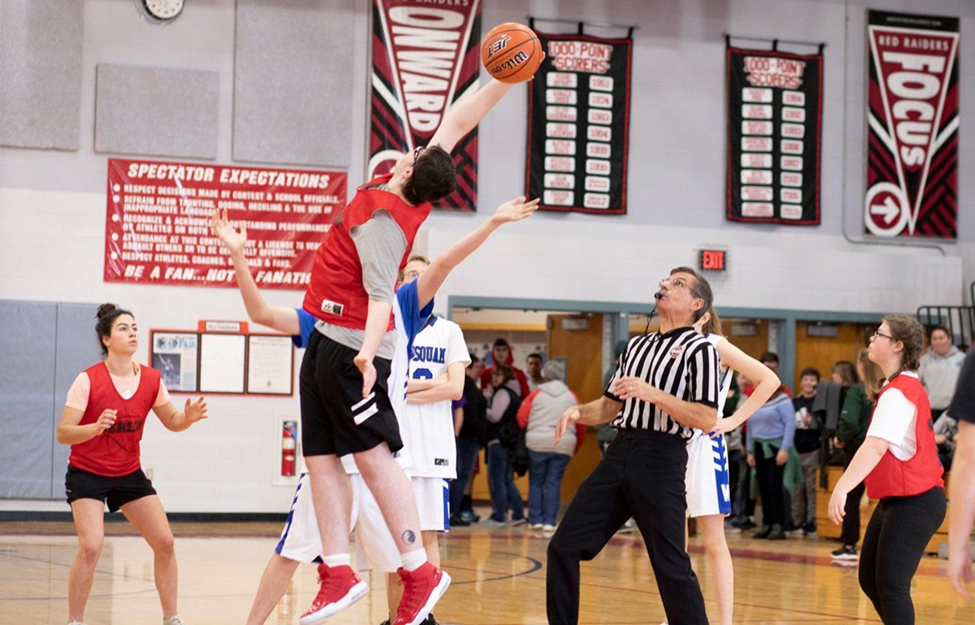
[149, 321, 295, 396]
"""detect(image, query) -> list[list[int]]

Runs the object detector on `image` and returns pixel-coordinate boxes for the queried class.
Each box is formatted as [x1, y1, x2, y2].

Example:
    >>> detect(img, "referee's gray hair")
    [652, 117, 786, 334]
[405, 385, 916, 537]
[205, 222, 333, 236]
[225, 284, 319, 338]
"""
[670, 266, 713, 321]
[542, 359, 565, 382]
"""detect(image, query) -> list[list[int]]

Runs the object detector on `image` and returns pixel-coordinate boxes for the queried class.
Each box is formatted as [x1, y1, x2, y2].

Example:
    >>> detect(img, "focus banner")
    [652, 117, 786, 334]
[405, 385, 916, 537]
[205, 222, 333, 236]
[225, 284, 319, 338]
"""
[527, 31, 632, 214]
[104, 159, 346, 289]
[726, 45, 823, 225]
[865, 10, 959, 239]
[369, 0, 482, 211]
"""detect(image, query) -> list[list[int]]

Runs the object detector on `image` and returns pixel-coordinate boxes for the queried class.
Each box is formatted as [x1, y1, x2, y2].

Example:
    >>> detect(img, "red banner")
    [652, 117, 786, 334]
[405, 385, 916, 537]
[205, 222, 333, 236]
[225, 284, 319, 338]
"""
[104, 158, 346, 289]
[369, 0, 481, 211]
[865, 11, 959, 238]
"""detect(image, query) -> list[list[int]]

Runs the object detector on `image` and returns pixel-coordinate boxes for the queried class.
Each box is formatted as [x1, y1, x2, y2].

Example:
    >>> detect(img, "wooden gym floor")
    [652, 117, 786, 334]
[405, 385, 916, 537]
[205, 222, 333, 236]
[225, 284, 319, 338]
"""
[0, 513, 969, 625]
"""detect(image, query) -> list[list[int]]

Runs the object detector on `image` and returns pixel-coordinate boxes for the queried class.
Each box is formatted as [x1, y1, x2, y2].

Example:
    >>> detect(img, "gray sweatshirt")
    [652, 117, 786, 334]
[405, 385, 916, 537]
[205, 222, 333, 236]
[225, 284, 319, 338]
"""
[524, 380, 578, 456]
[919, 345, 965, 410]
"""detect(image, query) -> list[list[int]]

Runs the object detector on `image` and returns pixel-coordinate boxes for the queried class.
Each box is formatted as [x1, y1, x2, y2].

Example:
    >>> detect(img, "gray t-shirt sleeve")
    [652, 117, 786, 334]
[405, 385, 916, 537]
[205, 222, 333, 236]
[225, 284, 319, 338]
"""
[350, 210, 408, 304]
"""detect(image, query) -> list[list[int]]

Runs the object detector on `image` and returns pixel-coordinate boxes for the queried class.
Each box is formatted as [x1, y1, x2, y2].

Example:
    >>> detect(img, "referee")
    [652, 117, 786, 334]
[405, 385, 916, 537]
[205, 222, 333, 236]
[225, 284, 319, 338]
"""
[548, 267, 720, 625]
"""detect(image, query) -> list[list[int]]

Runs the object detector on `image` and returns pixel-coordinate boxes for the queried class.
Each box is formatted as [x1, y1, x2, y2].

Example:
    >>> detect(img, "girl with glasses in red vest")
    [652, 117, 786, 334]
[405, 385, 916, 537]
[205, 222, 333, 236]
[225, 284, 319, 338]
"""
[828, 314, 945, 625]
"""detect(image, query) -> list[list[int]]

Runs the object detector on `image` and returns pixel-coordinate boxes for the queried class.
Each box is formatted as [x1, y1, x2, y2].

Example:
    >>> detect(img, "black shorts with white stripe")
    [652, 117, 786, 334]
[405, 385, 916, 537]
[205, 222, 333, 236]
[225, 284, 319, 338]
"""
[299, 331, 402, 457]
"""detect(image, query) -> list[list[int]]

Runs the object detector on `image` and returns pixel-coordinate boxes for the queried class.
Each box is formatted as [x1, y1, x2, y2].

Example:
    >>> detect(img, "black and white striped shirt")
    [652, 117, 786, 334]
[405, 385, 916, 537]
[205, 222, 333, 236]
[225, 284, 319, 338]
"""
[604, 327, 721, 439]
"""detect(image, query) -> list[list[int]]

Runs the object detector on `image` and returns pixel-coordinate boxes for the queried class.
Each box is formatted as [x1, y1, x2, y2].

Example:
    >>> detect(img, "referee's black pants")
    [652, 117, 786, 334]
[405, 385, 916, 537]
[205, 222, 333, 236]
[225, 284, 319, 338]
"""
[546, 429, 709, 625]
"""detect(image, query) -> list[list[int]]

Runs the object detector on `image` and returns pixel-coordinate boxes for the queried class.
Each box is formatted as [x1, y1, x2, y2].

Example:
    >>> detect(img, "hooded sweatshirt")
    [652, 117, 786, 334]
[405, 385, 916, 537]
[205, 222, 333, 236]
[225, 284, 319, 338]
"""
[516, 380, 584, 456]
[480, 346, 530, 397]
[919, 345, 966, 410]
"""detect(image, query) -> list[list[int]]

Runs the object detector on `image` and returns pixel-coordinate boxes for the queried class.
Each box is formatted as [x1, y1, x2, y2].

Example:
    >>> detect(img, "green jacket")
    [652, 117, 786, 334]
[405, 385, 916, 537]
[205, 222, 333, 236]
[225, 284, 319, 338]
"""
[836, 383, 873, 448]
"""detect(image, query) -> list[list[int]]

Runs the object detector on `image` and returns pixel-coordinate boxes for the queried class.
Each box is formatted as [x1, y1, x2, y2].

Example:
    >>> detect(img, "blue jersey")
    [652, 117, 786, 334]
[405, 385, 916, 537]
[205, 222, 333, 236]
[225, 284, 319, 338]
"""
[293, 308, 318, 349]
[395, 280, 435, 353]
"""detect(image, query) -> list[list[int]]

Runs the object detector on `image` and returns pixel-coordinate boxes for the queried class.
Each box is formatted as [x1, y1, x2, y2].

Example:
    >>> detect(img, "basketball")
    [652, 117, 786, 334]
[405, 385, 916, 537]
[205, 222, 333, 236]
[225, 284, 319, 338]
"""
[481, 22, 543, 84]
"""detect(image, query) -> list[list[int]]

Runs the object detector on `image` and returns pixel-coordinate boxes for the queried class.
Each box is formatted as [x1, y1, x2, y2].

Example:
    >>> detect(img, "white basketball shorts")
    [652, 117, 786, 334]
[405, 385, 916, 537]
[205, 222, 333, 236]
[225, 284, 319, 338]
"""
[274, 473, 401, 573]
[685, 432, 732, 518]
[412, 476, 451, 532]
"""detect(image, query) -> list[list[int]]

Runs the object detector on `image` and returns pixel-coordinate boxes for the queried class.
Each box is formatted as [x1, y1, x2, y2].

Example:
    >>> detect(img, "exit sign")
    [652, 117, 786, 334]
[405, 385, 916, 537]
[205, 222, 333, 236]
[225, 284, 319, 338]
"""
[699, 249, 727, 272]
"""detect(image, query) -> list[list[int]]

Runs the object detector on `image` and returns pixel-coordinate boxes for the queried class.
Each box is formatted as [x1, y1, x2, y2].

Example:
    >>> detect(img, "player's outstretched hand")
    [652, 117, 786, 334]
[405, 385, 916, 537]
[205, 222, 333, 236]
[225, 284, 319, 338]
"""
[185, 397, 208, 424]
[491, 196, 540, 224]
[354, 354, 377, 399]
[212, 207, 248, 255]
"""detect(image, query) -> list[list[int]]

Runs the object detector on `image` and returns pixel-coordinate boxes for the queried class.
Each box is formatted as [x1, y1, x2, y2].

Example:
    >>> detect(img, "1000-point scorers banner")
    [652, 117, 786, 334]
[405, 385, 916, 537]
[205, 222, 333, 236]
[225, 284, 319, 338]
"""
[726, 46, 823, 225]
[527, 32, 632, 214]
[104, 159, 346, 289]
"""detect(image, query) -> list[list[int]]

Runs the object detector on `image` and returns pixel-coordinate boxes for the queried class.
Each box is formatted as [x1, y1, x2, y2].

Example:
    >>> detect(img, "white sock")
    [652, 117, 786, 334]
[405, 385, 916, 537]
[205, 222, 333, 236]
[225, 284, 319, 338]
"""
[400, 548, 427, 572]
[322, 553, 351, 568]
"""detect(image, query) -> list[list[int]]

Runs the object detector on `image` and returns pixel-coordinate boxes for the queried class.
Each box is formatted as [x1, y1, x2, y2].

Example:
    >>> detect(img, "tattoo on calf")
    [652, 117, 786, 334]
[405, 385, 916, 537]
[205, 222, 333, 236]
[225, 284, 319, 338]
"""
[402, 530, 416, 544]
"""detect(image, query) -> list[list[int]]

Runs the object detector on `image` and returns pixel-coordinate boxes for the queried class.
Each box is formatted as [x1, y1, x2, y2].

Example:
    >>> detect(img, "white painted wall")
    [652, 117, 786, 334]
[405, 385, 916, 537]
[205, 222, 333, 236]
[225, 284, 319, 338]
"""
[1, 0, 972, 511]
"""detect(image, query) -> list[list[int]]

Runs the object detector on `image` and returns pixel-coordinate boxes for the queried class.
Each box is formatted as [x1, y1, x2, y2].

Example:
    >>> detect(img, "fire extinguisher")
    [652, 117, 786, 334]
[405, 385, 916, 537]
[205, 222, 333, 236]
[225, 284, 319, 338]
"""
[282, 425, 296, 477]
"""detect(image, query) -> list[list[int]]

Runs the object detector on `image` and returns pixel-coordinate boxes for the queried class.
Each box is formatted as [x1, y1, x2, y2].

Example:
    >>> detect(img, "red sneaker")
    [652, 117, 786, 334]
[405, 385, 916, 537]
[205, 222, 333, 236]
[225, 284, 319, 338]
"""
[393, 563, 451, 625]
[299, 563, 368, 625]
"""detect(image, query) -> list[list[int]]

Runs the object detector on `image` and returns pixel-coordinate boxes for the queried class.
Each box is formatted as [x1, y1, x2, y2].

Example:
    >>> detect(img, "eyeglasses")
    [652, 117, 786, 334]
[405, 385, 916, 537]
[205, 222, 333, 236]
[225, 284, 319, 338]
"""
[872, 330, 893, 341]
[664, 276, 690, 289]
[412, 146, 426, 165]
[403, 270, 421, 281]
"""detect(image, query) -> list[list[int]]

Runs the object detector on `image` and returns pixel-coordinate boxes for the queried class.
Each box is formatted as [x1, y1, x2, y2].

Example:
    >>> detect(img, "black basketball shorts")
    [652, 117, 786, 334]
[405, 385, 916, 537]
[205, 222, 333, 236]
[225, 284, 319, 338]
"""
[299, 331, 402, 458]
[65, 465, 157, 512]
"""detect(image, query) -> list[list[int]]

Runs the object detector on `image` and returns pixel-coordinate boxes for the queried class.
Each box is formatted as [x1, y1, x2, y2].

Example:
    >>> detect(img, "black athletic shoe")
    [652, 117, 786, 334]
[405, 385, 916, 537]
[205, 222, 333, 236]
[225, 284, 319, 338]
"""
[449, 514, 470, 527]
[421, 613, 439, 625]
[831, 545, 858, 561]
[767, 524, 786, 540]
[752, 525, 773, 539]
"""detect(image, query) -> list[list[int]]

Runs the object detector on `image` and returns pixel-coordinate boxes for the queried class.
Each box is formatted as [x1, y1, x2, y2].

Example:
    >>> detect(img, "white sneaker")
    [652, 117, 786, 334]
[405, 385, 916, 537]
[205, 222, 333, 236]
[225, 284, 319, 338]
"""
[68, 621, 86, 625]
[164, 616, 186, 625]
[530, 523, 544, 530]
[617, 519, 635, 534]
[542, 524, 557, 532]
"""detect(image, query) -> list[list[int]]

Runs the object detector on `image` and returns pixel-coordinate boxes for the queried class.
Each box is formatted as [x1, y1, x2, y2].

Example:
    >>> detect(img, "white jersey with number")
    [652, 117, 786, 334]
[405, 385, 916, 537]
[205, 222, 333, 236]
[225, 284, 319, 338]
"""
[339, 282, 430, 474]
[404, 316, 471, 478]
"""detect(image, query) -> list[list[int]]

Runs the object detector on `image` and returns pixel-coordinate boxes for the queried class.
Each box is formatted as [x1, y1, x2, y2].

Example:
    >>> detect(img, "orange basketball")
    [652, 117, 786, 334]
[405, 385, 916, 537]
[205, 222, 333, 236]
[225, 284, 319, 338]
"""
[481, 23, 543, 84]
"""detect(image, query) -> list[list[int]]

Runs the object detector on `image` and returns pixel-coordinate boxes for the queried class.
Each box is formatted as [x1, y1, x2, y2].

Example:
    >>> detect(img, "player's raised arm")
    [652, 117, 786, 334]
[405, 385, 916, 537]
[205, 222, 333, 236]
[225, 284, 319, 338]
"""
[415, 196, 539, 307]
[212, 209, 300, 336]
[711, 340, 780, 436]
[429, 79, 514, 154]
